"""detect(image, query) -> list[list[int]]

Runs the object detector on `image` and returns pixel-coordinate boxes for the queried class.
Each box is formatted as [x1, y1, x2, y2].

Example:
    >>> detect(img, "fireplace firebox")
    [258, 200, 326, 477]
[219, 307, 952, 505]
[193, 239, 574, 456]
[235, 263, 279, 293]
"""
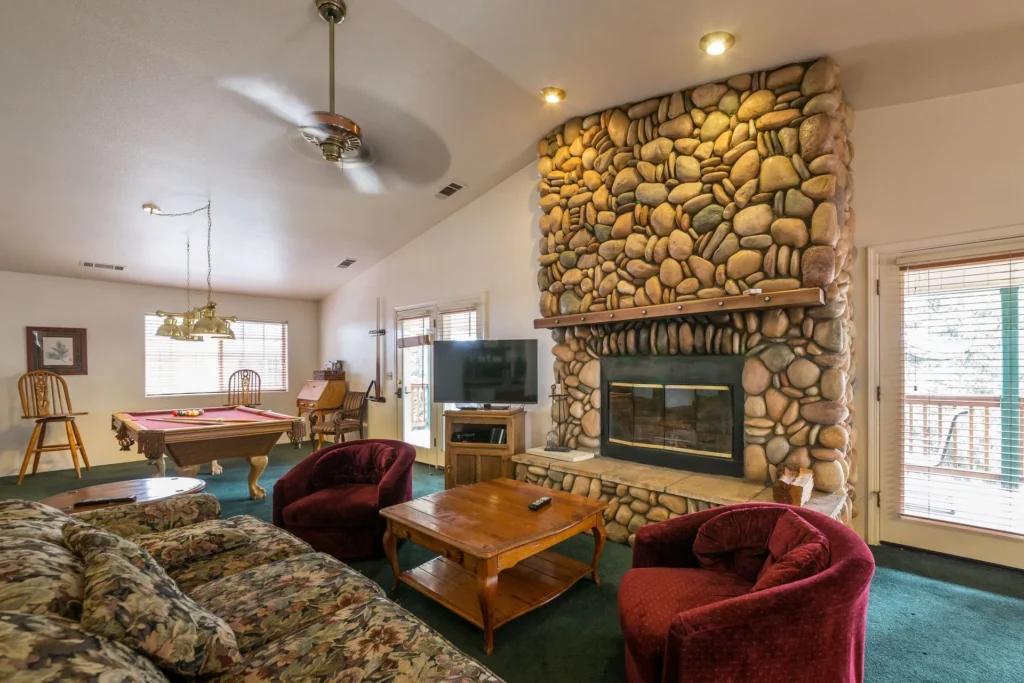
[600, 355, 745, 478]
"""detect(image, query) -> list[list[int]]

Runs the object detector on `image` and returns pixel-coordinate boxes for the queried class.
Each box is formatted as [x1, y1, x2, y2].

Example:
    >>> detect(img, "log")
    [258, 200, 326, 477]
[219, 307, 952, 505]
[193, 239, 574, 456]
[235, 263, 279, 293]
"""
[773, 467, 814, 506]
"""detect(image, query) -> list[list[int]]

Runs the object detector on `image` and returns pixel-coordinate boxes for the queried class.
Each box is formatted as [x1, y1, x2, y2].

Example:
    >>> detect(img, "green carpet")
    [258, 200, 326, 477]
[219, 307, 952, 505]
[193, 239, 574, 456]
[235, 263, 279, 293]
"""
[4, 446, 1022, 682]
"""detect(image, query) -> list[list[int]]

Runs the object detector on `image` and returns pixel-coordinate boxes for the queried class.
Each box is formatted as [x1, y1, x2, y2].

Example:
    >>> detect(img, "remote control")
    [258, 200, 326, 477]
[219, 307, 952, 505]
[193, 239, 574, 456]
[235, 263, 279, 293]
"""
[73, 495, 137, 508]
[528, 496, 552, 511]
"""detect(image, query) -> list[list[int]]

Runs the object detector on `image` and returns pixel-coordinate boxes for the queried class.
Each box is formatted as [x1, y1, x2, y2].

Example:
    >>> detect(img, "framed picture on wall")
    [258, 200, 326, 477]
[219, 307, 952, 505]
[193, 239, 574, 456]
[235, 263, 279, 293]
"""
[26, 327, 88, 375]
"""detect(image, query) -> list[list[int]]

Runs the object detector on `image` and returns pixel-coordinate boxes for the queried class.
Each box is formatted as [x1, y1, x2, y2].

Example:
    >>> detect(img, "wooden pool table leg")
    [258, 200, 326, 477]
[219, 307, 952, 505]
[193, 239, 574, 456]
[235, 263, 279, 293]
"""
[247, 455, 269, 499]
[151, 456, 166, 478]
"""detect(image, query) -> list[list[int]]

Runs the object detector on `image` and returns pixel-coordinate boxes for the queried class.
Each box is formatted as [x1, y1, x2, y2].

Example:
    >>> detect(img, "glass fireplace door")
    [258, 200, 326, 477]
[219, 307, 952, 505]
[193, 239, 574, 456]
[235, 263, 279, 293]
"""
[608, 383, 733, 459]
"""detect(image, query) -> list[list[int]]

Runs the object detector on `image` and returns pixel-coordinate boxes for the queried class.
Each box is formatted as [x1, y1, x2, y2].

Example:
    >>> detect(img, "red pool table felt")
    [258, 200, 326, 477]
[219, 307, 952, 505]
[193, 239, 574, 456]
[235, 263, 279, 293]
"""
[120, 406, 291, 430]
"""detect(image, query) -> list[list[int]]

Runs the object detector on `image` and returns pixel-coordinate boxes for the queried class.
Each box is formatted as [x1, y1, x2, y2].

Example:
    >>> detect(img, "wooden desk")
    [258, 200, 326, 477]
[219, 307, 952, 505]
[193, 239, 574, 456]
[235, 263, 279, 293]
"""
[380, 478, 607, 654]
[40, 477, 206, 514]
[296, 379, 347, 418]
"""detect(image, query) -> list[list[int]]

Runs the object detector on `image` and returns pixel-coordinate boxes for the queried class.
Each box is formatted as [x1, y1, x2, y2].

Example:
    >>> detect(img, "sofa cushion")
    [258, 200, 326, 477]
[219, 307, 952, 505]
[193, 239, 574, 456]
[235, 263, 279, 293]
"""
[0, 499, 75, 548]
[281, 484, 380, 528]
[135, 519, 250, 570]
[71, 493, 221, 538]
[0, 536, 84, 620]
[166, 515, 312, 592]
[310, 441, 397, 489]
[188, 552, 383, 653]
[79, 550, 241, 676]
[752, 510, 830, 592]
[205, 596, 502, 683]
[0, 610, 169, 683]
[692, 507, 782, 582]
[63, 520, 167, 577]
[618, 567, 753, 683]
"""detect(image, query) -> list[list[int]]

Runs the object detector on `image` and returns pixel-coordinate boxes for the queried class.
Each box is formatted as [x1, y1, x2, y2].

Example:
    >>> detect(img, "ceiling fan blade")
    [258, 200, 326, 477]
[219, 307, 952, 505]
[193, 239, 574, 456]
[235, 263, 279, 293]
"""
[221, 77, 315, 128]
[346, 163, 389, 196]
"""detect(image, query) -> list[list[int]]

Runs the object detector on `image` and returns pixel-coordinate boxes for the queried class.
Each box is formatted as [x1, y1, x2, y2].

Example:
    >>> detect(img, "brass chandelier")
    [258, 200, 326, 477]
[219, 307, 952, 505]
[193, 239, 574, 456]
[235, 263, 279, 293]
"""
[148, 201, 237, 342]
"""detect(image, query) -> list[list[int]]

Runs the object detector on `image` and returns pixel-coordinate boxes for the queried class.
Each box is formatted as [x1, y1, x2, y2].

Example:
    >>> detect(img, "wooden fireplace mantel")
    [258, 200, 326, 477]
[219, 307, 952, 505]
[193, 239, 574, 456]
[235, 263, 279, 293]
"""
[533, 287, 825, 329]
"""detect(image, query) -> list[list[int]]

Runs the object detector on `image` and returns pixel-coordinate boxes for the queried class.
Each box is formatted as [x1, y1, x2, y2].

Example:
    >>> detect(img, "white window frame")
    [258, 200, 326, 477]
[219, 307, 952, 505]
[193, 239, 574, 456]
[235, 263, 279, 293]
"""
[867, 223, 1024, 545]
[143, 314, 289, 398]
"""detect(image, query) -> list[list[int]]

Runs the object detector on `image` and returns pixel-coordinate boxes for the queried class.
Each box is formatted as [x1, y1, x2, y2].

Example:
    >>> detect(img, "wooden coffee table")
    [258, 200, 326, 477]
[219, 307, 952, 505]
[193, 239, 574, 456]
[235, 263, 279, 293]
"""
[380, 477, 607, 654]
[40, 477, 206, 514]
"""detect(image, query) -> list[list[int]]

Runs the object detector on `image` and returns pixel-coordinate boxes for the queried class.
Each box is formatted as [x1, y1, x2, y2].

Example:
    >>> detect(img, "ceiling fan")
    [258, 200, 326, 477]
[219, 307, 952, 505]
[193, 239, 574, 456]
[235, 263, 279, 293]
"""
[224, 0, 388, 194]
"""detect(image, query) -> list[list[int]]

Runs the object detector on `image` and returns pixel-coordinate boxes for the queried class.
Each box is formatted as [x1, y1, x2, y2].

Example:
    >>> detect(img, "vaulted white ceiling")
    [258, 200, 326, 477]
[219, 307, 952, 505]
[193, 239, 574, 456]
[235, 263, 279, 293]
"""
[3, 0, 1024, 299]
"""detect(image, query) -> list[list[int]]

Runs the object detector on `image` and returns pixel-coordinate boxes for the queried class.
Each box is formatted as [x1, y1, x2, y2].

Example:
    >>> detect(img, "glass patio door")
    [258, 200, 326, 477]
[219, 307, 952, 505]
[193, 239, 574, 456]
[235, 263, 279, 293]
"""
[878, 247, 1024, 568]
[395, 300, 484, 468]
[397, 313, 439, 466]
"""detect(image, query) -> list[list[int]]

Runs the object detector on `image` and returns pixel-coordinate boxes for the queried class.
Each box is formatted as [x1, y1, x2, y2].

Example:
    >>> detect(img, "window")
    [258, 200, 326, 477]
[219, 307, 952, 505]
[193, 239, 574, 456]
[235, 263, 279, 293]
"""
[144, 316, 288, 397]
[898, 253, 1023, 535]
[438, 307, 479, 341]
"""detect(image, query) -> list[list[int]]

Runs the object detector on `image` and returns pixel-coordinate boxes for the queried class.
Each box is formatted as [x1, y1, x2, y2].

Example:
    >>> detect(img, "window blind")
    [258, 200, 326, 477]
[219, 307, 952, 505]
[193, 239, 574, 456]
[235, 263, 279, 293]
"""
[899, 253, 1024, 536]
[397, 315, 431, 349]
[144, 315, 288, 397]
[438, 308, 478, 341]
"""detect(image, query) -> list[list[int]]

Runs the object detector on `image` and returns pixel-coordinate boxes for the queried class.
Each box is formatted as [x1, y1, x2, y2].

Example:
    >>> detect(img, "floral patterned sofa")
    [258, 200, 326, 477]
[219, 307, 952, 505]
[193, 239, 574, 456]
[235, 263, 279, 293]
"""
[0, 495, 502, 682]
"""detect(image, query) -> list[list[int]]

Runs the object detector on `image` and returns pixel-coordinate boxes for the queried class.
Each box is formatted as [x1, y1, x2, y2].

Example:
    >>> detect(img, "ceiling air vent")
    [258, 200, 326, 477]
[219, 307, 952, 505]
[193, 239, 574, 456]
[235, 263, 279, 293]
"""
[81, 261, 125, 271]
[336, 259, 357, 269]
[434, 181, 466, 200]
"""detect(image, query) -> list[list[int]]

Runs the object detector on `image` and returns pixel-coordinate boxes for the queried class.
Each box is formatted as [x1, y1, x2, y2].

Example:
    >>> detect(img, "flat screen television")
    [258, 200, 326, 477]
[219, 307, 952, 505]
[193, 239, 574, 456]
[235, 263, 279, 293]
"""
[433, 339, 538, 405]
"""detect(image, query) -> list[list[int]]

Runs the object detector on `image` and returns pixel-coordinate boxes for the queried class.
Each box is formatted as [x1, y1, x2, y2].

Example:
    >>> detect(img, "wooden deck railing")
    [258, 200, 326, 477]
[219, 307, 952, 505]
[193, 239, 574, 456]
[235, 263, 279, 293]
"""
[903, 394, 1021, 479]
[408, 383, 429, 429]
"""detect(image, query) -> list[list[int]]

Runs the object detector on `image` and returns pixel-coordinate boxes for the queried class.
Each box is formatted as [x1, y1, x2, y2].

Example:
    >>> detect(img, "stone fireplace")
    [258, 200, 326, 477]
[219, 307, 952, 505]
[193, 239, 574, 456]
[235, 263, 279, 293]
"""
[518, 57, 857, 538]
[601, 355, 745, 478]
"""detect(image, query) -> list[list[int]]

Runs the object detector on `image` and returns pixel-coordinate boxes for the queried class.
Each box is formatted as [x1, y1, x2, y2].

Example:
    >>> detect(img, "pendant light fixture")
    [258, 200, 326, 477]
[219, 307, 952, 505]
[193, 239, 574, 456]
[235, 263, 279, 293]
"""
[147, 201, 237, 341]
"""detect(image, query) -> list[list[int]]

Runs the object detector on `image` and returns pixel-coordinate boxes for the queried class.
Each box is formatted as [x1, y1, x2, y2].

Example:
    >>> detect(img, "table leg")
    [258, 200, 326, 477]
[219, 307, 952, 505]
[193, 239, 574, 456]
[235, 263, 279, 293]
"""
[176, 465, 201, 478]
[476, 558, 498, 655]
[383, 527, 401, 590]
[247, 455, 269, 499]
[590, 514, 607, 586]
[151, 456, 167, 478]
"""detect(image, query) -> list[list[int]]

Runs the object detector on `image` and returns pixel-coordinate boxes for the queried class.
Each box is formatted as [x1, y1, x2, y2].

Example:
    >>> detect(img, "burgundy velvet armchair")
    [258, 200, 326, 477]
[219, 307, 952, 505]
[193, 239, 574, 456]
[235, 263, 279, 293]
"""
[273, 439, 415, 560]
[618, 503, 874, 683]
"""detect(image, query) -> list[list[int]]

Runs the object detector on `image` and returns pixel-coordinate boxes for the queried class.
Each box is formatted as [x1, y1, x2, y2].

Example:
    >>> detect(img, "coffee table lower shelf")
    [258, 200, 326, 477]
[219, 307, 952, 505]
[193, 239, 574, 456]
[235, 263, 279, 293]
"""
[398, 550, 592, 631]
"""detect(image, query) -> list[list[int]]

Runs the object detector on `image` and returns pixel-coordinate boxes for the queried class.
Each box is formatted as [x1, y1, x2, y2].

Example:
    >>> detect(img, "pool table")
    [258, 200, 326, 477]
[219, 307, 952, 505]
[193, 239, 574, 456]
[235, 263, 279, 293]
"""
[111, 406, 306, 499]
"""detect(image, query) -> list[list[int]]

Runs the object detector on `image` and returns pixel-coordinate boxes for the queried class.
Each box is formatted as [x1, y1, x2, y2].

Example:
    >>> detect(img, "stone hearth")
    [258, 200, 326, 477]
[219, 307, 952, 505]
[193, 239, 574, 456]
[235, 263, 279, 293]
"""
[534, 57, 857, 527]
[512, 452, 845, 545]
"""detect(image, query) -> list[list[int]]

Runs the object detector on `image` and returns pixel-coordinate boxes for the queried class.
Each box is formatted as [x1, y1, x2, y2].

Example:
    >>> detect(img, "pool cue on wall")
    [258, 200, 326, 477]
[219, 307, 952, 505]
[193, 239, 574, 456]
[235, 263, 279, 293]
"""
[368, 295, 386, 403]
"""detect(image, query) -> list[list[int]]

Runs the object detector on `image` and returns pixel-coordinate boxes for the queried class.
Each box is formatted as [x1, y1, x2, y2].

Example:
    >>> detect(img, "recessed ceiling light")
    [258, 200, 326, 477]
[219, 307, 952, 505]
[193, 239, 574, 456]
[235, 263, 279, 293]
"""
[699, 32, 735, 56]
[142, 203, 161, 215]
[540, 87, 566, 104]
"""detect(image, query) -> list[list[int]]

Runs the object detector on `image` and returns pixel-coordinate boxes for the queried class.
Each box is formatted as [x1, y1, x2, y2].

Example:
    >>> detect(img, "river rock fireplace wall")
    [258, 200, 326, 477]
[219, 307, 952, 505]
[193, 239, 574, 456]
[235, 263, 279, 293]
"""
[535, 58, 857, 523]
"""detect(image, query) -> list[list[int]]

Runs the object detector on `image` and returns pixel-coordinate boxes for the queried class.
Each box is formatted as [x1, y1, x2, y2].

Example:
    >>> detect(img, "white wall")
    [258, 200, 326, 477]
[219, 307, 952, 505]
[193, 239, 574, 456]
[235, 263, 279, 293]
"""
[320, 163, 553, 448]
[0, 271, 319, 477]
[852, 81, 1024, 537]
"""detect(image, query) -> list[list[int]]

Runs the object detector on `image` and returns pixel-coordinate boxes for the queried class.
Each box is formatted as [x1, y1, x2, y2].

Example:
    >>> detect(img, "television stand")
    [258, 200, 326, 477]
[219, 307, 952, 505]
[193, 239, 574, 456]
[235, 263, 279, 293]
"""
[443, 408, 525, 489]
[456, 403, 511, 411]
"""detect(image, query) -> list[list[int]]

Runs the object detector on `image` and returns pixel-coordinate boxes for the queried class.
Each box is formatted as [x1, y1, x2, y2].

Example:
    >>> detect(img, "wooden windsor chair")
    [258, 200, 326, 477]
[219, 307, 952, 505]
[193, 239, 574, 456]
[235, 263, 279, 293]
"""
[225, 369, 262, 408]
[17, 371, 91, 484]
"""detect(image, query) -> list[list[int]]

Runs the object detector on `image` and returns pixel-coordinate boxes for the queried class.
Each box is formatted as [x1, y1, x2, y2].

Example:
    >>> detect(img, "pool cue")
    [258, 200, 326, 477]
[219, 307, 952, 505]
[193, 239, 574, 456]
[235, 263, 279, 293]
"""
[148, 417, 261, 426]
